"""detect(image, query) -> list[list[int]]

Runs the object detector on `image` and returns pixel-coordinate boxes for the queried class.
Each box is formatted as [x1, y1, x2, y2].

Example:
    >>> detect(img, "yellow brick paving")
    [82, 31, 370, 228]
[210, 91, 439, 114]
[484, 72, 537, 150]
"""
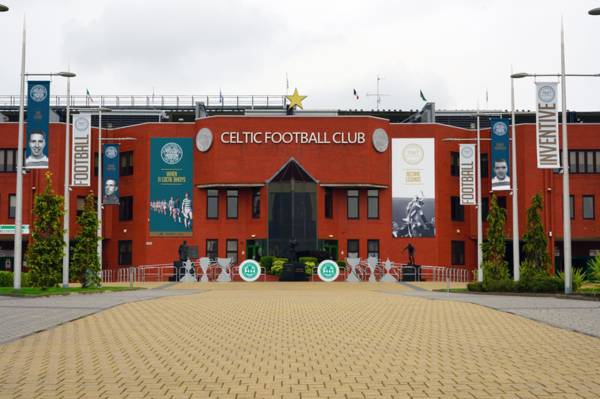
[1, 283, 600, 399]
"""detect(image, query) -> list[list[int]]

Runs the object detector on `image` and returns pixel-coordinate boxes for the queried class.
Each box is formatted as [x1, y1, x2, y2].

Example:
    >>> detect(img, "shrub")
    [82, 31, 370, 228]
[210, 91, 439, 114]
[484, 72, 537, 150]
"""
[298, 256, 318, 265]
[260, 256, 275, 274]
[270, 258, 288, 276]
[336, 260, 346, 270]
[557, 268, 587, 292]
[482, 278, 514, 292]
[304, 261, 315, 276]
[587, 255, 600, 282]
[71, 194, 101, 288]
[0, 271, 12, 287]
[467, 282, 483, 292]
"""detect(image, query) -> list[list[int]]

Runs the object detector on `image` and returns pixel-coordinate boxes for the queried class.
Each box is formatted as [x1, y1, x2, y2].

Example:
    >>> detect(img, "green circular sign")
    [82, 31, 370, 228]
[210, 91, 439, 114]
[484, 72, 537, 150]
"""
[239, 259, 261, 282]
[317, 260, 339, 282]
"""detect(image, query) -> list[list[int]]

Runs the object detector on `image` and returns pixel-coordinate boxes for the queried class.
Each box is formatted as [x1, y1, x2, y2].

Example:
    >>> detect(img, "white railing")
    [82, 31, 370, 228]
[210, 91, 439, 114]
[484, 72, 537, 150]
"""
[0, 94, 288, 109]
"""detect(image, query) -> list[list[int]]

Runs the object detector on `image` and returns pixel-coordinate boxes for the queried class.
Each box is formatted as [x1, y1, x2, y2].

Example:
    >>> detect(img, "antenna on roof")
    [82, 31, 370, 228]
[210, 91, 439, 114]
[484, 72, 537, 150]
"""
[366, 75, 389, 111]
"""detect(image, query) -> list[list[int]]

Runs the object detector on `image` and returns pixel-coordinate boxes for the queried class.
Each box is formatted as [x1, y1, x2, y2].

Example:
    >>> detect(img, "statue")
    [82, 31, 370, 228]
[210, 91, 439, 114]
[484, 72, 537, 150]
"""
[402, 243, 416, 266]
[178, 240, 189, 262]
[288, 238, 298, 262]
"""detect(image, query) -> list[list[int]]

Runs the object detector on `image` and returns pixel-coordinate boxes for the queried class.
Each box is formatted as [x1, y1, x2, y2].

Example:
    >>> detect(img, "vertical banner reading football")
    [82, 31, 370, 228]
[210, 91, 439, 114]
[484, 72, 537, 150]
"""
[490, 118, 511, 191]
[25, 81, 50, 169]
[459, 144, 476, 205]
[535, 82, 560, 168]
[102, 144, 120, 205]
[392, 138, 435, 238]
[71, 113, 91, 186]
[149, 138, 193, 236]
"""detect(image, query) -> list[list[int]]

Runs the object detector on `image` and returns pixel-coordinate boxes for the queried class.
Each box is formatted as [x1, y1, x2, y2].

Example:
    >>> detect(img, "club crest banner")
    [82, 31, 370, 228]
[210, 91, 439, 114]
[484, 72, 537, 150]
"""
[535, 82, 560, 168]
[71, 113, 91, 186]
[25, 81, 50, 169]
[459, 144, 476, 205]
[149, 138, 193, 236]
[102, 144, 120, 205]
[490, 118, 511, 191]
[392, 138, 435, 238]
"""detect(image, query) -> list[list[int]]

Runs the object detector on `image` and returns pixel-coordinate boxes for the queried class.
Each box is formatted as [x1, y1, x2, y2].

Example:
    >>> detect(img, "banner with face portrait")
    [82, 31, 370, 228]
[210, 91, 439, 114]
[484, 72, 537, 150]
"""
[535, 82, 560, 168]
[490, 118, 511, 191]
[392, 138, 435, 238]
[149, 138, 193, 236]
[25, 81, 50, 169]
[102, 144, 120, 205]
[71, 113, 91, 186]
[459, 144, 476, 205]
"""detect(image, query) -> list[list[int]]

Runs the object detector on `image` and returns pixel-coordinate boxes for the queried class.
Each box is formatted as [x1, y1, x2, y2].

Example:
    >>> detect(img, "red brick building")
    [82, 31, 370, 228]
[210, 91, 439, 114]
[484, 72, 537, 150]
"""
[1, 109, 599, 274]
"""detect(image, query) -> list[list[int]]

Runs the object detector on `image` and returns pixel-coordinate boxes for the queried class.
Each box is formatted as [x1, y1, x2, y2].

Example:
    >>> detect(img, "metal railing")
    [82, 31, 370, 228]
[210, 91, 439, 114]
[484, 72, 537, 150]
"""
[0, 94, 288, 109]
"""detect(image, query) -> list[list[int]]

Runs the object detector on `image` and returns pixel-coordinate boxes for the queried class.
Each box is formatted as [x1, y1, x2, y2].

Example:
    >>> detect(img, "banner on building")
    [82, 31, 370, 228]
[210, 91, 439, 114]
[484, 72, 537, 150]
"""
[25, 81, 50, 169]
[71, 113, 91, 186]
[535, 82, 560, 168]
[149, 138, 193, 236]
[392, 138, 435, 238]
[459, 144, 476, 205]
[490, 118, 511, 191]
[102, 144, 120, 205]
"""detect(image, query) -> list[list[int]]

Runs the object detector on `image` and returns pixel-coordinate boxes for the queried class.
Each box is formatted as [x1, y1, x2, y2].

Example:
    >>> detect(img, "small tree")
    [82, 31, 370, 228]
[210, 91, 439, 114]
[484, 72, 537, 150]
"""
[482, 195, 510, 286]
[27, 172, 65, 289]
[71, 194, 101, 288]
[522, 193, 551, 276]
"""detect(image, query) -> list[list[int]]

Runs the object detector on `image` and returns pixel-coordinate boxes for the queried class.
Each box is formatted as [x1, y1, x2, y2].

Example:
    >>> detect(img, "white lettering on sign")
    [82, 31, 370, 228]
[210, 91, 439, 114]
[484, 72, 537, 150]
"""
[459, 144, 477, 206]
[535, 82, 560, 169]
[219, 131, 366, 145]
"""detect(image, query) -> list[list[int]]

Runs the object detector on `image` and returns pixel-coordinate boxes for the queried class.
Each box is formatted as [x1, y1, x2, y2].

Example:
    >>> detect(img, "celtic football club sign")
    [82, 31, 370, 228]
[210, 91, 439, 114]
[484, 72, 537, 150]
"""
[317, 260, 339, 282]
[239, 259, 261, 282]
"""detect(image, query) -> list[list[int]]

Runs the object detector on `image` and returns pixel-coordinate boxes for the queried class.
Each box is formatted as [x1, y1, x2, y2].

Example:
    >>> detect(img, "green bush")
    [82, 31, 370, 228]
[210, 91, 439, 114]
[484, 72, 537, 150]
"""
[0, 271, 32, 287]
[587, 255, 600, 282]
[557, 268, 586, 292]
[482, 278, 514, 292]
[298, 256, 318, 265]
[336, 260, 346, 270]
[304, 261, 316, 276]
[260, 256, 275, 274]
[467, 282, 483, 292]
[270, 258, 288, 276]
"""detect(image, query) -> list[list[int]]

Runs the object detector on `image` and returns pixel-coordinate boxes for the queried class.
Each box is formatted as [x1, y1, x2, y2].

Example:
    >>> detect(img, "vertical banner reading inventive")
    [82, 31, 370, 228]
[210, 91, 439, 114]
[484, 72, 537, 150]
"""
[459, 144, 476, 205]
[71, 113, 91, 186]
[149, 138, 193, 236]
[392, 138, 435, 238]
[490, 118, 511, 191]
[102, 144, 120, 205]
[535, 82, 560, 168]
[25, 81, 50, 169]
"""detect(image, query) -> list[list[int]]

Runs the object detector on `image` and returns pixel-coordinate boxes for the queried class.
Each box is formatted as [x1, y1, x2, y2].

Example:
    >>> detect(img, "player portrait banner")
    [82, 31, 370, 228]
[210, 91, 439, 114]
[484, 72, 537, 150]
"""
[71, 113, 91, 186]
[102, 144, 120, 205]
[391, 138, 435, 238]
[535, 82, 560, 168]
[149, 138, 193, 236]
[459, 144, 476, 205]
[490, 118, 511, 191]
[25, 81, 50, 169]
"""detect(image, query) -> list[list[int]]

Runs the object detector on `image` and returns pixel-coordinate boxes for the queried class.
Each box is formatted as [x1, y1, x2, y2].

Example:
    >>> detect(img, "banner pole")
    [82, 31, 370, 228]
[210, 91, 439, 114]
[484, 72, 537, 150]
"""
[476, 114, 483, 282]
[97, 109, 103, 273]
[560, 19, 572, 294]
[14, 17, 26, 290]
[62, 76, 71, 288]
[511, 76, 520, 281]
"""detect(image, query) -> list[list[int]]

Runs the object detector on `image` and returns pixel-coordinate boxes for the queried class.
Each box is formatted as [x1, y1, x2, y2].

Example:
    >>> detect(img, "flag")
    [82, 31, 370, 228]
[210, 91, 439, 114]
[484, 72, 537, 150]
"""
[353, 89, 359, 100]
[219, 89, 224, 104]
[86, 89, 95, 103]
[420, 90, 427, 102]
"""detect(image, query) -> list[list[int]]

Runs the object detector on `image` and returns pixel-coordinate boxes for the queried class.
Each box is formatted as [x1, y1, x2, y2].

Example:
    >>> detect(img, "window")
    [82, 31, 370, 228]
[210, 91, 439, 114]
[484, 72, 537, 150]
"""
[450, 152, 460, 176]
[324, 188, 333, 219]
[8, 194, 16, 219]
[347, 190, 359, 219]
[482, 197, 489, 222]
[0, 149, 18, 172]
[118, 240, 132, 265]
[480, 153, 489, 178]
[583, 195, 595, 219]
[451, 196, 464, 221]
[226, 190, 238, 219]
[252, 188, 261, 218]
[347, 239, 359, 258]
[367, 240, 380, 259]
[570, 195, 575, 220]
[119, 196, 133, 221]
[569, 150, 600, 173]
[207, 190, 218, 219]
[226, 240, 238, 264]
[497, 196, 507, 210]
[367, 190, 379, 219]
[76, 196, 86, 217]
[206, 239, 218, 260]
[119, 151, 134, 176]
[451, 241, 465, 265]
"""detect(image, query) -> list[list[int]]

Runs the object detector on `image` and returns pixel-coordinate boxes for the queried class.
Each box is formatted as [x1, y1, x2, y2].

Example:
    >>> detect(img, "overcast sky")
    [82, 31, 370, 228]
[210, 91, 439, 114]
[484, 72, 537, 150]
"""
[1, 0, 600, 111]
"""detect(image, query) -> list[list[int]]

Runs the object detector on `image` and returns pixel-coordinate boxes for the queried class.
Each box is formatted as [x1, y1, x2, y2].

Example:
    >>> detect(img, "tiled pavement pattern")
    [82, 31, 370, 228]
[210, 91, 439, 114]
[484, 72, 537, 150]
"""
[0, 284, 599, 398]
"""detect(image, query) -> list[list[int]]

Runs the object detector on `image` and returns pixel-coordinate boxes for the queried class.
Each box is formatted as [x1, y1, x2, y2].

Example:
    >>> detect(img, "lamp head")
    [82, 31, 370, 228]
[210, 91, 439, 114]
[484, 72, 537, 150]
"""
[589, 7, 600, 15]
[511, 72, 529, 79]
[57, 71, 77, 78]
[0, 4, 8, 12]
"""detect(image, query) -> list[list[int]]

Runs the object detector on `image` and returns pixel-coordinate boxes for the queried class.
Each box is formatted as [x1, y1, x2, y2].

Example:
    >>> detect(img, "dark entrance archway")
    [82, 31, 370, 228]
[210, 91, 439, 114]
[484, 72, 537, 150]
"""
[267, 158, 317, 259]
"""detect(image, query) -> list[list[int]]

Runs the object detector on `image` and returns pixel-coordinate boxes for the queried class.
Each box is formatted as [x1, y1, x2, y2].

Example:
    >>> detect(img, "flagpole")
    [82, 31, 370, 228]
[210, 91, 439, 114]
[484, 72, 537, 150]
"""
[14, 16, 26, 289]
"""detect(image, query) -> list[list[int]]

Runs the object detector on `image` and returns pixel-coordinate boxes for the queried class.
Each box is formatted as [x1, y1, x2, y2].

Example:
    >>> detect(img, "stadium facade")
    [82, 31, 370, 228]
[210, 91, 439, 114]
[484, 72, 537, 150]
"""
[0, 97, 599, 273]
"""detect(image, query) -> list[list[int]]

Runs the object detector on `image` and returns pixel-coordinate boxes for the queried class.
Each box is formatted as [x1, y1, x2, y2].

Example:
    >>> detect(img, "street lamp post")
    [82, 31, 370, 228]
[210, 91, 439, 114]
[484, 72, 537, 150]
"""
[476, 114, 483, 282]
[62, 73, 76, 288]
[96, 108, 111, 273]
[510, 75, 520, 281]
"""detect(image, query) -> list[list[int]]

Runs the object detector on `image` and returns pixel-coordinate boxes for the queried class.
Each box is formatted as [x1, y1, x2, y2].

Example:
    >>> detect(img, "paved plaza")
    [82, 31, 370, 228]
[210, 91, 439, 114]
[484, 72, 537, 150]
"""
[1, 283, 600, 398]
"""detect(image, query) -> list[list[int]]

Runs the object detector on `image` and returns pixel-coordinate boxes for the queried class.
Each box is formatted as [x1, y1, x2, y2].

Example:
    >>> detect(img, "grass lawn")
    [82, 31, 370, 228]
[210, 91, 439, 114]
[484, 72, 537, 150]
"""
[0, 286, 143, 297]
[433, 288, 469, 293]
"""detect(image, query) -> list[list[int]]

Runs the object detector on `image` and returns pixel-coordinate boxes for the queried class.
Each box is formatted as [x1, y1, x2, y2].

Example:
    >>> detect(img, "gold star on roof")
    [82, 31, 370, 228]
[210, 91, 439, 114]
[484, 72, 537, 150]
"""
[286, 88, 307, 110]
